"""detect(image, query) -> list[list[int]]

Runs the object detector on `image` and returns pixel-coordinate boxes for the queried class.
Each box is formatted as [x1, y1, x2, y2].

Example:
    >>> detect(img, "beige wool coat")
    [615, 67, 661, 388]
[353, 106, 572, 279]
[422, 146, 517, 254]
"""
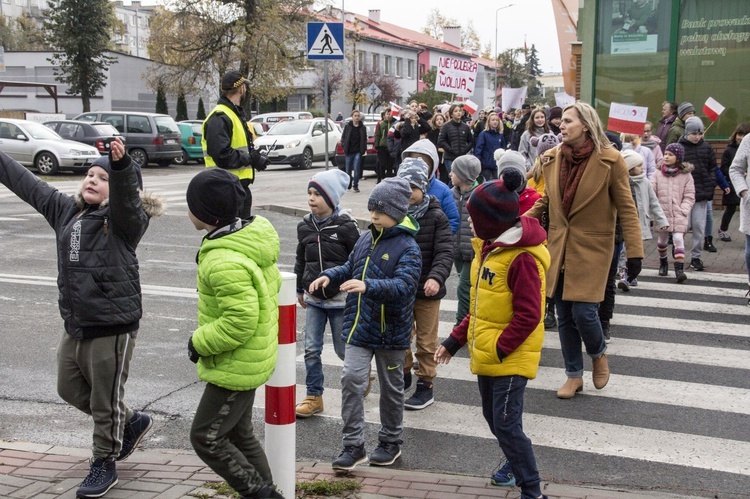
[526, 145, 643, 302]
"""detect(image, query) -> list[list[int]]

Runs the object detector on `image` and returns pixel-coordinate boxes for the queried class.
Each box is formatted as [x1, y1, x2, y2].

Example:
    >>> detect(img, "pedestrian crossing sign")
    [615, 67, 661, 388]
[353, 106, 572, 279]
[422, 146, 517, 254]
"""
[307, 22, 344, 60]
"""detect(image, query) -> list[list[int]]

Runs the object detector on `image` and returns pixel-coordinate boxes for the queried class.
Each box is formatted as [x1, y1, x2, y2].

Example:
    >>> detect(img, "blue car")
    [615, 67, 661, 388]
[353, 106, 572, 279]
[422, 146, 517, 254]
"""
[175, 122, 204, 165]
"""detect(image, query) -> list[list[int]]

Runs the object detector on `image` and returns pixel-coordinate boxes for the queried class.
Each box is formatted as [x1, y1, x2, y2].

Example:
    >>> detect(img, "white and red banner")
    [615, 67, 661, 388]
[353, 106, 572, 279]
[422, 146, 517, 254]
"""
[607, 102, 648, 135]
[554, 92, 576, 108]
[703, 97, 725, 122]
[501, 86, 528, 112]
[389, 102, 402, 118]
[434, 56, 477, 97]
[462, 99, 478, 115]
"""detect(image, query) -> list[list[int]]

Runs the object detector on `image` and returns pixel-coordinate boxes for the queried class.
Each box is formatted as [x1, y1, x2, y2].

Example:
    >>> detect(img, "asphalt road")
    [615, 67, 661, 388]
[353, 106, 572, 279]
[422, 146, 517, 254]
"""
[0, 161, 748, 498]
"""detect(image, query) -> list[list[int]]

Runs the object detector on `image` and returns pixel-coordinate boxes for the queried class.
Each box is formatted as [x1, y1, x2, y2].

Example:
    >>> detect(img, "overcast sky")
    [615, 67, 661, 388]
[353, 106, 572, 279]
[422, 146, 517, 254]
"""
[343, 0, 563, 73]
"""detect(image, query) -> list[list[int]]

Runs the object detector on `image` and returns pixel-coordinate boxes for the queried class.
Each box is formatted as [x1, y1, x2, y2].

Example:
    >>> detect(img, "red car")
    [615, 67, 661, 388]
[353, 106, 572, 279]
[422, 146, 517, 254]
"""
[335, 122, 378, 171]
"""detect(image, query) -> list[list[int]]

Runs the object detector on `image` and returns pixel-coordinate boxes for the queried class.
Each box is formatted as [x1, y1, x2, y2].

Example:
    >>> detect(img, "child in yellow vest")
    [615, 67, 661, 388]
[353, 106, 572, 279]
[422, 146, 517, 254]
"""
[435, 177, 550, 499]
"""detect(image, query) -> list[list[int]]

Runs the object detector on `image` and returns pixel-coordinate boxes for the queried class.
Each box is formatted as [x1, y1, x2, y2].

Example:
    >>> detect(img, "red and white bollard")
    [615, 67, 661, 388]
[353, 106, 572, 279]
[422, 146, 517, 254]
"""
[265, 272, 297, 498]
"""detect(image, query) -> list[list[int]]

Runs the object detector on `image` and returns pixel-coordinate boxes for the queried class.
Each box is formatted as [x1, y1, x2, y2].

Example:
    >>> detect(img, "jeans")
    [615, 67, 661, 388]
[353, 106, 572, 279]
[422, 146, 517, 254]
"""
[454, 258, 472, 325]
[304, 304, 345, 396]
[480, 168, 498, 181]
[705, 203, 714, 237]
[689, 200, 708, 259]
[345, 152, 362, 189]
[477, 375, 542, 498]
[555, 272, 607, 378]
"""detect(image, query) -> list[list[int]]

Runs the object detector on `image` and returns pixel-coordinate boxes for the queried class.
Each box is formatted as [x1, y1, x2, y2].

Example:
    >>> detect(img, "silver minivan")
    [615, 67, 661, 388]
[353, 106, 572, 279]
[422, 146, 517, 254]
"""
[74, 111, 182, 167]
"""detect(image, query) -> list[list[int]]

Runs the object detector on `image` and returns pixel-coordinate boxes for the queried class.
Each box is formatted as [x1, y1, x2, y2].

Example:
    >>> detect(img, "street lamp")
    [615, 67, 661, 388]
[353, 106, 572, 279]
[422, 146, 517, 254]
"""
[495, 4, 515, 108]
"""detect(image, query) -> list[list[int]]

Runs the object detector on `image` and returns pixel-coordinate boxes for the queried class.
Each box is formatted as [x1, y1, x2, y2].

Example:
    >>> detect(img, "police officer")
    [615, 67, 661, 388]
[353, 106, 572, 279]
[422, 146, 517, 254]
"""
[202, 70, 267, 218]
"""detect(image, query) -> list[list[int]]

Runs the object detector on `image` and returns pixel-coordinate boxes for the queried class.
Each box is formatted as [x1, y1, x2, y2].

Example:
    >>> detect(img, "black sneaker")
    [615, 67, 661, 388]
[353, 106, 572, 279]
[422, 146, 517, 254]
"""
[332, 443, 367, 471]
[247, 485, 285, 498]
[77, 458, 117, 498]
[117, 411, 153, 461]
[369, 441, 401, 466]
[404, 380, 434, 410]
[543, 308, 557, 329]
[690, 258, 705, 271]
[403, 371, 412, 391]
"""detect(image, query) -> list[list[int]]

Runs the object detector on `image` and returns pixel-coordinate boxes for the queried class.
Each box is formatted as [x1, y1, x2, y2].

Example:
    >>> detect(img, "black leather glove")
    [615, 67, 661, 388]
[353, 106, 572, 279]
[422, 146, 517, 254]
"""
[187, 337, 200, 364]
[626, 257, 642, 281]
[249, 149, 268, 171]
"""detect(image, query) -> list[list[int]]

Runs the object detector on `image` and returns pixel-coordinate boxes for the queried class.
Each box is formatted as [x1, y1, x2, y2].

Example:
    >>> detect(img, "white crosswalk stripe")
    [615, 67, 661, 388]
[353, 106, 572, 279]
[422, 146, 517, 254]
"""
[287, 274, 750, 479]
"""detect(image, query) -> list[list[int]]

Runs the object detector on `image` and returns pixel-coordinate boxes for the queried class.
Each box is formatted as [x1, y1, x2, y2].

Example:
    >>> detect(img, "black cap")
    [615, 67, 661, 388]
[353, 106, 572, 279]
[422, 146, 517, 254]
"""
[186, 169, 245, 227]
[521, 103, 531, 110]
[221, 70, 248, 92]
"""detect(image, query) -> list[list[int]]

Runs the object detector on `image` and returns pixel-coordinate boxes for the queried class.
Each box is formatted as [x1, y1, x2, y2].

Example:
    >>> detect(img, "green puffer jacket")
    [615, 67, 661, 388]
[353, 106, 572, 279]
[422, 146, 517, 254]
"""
[192, 215, 282, 391]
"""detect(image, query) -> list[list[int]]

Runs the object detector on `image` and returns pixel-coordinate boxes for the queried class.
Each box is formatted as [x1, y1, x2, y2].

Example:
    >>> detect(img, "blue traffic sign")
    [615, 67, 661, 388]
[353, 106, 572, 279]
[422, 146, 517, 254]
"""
[307, 22, 344, 60]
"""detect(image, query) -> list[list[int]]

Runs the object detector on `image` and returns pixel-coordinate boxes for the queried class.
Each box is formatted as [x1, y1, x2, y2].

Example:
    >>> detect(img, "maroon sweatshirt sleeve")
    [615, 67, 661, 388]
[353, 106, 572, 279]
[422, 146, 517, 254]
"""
[497, 252, 543, 358]
[442, 314, 470, 356]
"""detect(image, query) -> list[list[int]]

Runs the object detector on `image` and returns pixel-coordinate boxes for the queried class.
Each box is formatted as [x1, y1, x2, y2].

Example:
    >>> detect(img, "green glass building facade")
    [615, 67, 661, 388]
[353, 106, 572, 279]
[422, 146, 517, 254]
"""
[579, 0, 750, 138]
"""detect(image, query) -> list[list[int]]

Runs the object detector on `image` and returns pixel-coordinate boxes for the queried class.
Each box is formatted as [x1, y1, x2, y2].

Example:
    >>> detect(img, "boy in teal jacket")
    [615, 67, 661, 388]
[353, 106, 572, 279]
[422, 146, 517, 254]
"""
[186, 168, 283, 499]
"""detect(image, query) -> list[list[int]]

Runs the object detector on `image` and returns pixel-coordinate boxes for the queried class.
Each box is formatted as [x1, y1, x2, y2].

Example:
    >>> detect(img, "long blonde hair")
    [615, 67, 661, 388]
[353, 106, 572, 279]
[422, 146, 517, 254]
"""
[562, 102, 611, 153]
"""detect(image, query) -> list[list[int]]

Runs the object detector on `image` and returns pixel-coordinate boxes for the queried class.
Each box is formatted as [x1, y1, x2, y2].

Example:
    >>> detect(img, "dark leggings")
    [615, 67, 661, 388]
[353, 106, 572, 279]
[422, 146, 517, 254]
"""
[720, 204, 738, 232]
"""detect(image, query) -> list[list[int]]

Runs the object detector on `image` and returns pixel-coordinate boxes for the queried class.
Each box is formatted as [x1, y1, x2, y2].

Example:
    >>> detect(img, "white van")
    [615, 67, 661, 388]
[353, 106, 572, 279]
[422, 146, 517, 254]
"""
[250, 111, 313, 131]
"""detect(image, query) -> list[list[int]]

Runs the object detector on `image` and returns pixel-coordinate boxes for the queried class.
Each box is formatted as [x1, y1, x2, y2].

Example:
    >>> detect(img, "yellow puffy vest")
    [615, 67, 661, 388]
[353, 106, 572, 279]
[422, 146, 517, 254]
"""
[467, 238, 550, 379]
[202, 104, 254, 181]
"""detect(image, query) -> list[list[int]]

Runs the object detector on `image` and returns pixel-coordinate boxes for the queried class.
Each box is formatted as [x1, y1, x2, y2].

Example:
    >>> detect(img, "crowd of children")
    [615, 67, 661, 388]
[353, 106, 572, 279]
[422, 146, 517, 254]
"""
[3, 97, 749, 499]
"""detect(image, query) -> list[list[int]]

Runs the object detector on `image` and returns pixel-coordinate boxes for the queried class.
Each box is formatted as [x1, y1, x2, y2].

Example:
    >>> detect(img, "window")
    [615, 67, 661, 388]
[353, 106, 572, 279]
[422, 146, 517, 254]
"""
[384, 56, 392, 75]
[15, 0, 26, 6]
[395, 58, 403, 77]
[101, 114, 125, 132]
[76, 114, 98, 122]
[409, 61, 416, 79]
[127, 115, 152, 134]
[372, 54, 380, 73]
[357, 51, 365, 72]
[130, 15, 136, 26]
[58, 123, 81, 139]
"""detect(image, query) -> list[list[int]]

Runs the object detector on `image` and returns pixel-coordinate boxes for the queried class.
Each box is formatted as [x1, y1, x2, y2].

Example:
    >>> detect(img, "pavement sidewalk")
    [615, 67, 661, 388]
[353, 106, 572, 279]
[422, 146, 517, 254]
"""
[0, 440, 696, 499]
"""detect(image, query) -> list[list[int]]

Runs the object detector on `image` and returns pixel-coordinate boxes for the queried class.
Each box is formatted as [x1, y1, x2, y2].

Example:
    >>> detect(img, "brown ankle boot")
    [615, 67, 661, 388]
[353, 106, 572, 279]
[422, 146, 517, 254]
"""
[592, 354, 610, 389]
[556, 377, 583, 399]
[295, 395, 323, 418]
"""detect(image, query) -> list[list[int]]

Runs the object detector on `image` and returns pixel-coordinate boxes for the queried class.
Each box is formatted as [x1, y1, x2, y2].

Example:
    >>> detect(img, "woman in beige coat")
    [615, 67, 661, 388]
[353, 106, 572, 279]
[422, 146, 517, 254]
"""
[526, 102, 643, 399]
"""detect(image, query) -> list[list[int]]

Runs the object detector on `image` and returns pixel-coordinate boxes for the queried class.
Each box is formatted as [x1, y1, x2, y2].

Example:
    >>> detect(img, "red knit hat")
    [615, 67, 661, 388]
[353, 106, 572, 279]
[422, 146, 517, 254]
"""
[466, 179, 520, 240]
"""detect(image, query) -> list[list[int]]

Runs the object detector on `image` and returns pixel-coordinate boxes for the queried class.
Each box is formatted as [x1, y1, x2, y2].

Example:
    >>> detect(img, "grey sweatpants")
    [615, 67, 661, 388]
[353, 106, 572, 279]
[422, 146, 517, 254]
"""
[689, 200, 708, 259]
[57, 332, 135, 460]
[190, 384, 272, 496]
[341, 344, 405, 447]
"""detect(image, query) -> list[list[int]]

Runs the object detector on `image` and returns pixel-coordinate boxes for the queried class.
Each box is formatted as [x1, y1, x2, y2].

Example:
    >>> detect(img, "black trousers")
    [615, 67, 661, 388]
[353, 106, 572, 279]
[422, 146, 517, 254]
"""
[239, 178, 253, 219]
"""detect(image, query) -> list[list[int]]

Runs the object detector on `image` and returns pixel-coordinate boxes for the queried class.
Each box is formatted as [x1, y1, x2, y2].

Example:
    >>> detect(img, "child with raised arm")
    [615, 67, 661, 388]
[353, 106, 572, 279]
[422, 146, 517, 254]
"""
[294, 169, 360, 417]
[185, 168, 283, 498]
[310, 177, 422, 471]
[0, 140, 163, 498]
[435, 177, 550, 499]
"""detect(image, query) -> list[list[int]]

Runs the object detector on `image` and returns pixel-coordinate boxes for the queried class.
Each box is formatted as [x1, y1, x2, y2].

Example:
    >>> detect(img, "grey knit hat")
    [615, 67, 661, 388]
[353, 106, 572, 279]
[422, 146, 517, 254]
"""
[367, 177, 412, 222]
[678, 101, 695, 120]
[684, 116, 705, 135]
[451, 155, 481, 184]
[397, 157, 429, 193]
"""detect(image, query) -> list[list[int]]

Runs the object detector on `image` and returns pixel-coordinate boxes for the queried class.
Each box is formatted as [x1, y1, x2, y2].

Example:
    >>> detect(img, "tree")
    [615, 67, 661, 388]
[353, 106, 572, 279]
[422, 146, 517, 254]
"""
[422, 9, 481, 52]
[155, 84, 168, 114]
[196, 97, 207, 120]
[311, 61, 343, 116]
[481, 41, 493, 60]
[176, 92, 188, 121]
[524, 45, 543, 102]
[43, 0, 117, 112]
[0, 14, 47, 51]
[146, 0, 313, 115]
[496, 48, 525, 89]
[407, 68, 451, 111]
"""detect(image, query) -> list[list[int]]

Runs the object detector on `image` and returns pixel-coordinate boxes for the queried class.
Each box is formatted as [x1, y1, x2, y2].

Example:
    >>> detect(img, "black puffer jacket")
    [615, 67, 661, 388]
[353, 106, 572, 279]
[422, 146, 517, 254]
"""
[294, 211, 360, 300]
[451, 178, 484, 261]
[721, 142, 741, 205]
[398, 118, 431, 154]
[413, 197, 454, 300]
[0, 151, 164, 339]
[341, 121, 367, 155]
[438, 120, 473, 161]
[680, 136, 717, 202]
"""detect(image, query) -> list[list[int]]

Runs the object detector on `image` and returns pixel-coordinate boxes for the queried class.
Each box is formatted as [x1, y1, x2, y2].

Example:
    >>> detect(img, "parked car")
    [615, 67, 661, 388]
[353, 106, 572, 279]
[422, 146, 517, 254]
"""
[335, 122, 378, 171]
[43, 120, 123, 155]
[175, 122, 204, 165]
[250, 111, 313, 130]
[0, 118, 100, 175]
[73, 111, 181, 167]
[253, 118, 340, 169]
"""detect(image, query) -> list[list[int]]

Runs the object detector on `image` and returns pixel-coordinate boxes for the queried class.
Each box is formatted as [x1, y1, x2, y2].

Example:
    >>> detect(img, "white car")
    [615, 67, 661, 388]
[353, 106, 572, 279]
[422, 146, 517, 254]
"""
[253, 118, 341, 169]
[0, 118, 100, 175]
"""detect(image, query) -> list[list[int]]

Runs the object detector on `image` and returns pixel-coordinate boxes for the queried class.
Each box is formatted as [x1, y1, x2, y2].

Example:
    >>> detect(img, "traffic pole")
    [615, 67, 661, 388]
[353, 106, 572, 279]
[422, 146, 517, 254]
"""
[265, 271, 297, 498]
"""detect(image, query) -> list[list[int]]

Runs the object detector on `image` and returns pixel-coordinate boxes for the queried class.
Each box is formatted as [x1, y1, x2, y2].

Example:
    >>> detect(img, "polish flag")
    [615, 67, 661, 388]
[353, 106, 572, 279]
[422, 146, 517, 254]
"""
[462, 99, 478, 115]
[389, 102, 402, 118]
[607, 102, 648, 135]
[703, 97, 725, 122]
